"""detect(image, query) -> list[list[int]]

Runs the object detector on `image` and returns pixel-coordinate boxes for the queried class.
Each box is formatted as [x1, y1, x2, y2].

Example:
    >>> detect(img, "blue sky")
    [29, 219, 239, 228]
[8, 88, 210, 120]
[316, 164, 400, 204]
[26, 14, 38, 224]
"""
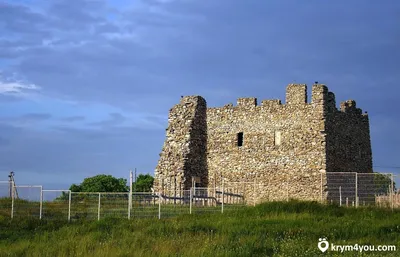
[0, 0, 399, 188]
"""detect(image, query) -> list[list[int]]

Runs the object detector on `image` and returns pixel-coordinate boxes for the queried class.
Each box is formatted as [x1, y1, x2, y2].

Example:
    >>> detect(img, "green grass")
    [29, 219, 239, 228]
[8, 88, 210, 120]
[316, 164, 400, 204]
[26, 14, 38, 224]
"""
[0, 201, 399, 257]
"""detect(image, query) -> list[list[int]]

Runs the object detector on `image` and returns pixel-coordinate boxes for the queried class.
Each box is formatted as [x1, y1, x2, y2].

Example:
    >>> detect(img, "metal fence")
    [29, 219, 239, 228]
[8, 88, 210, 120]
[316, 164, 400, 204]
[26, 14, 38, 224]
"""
[0, 182, 259, 221]
[323, 172, 397, 208]
[0, 172, 398, 221]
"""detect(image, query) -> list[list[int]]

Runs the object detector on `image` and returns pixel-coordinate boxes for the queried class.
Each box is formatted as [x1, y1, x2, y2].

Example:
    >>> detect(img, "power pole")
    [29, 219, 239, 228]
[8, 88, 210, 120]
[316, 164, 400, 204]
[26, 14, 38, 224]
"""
[8, 171, 18, 199]
[8, 172, 12, 198]
[134, 168, 137, 192]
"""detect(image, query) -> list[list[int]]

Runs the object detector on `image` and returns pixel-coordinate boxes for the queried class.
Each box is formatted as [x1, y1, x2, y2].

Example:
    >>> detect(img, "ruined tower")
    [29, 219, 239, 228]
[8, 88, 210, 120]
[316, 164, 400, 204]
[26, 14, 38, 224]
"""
[154, 96, 208, 193]
[154, 83, 373, 202]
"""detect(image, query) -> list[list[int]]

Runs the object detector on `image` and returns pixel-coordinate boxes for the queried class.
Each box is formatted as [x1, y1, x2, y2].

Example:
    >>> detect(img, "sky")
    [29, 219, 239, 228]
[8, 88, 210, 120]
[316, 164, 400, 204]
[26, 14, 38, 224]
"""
[0, 0, 399, 189]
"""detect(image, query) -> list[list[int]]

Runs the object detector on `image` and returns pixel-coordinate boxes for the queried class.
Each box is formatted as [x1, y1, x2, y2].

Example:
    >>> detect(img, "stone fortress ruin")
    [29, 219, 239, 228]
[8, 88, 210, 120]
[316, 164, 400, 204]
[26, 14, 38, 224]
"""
[154, 83, 373, 204]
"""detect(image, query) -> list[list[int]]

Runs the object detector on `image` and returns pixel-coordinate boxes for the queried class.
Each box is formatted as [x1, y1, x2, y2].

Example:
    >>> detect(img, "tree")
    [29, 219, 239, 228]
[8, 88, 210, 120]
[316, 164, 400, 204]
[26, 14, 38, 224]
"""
[70, 174, 129, 192]
[57, 174, 128, 200]
[374, 173, 396, 195]
[132, 174, 154, 192]
[69, 184, 82, 192]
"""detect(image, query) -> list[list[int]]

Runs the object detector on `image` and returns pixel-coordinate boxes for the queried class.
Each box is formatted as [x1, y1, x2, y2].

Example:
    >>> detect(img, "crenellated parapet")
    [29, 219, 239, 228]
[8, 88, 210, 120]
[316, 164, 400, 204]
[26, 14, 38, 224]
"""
[340, 100, 363, 115]
[311, 83, 328, 105]
[207, 83, 368, 118]
[286, 84, 307, 105]
[261, 99, 282, 108]
[237, 97, 257, 107]
[205, 84, 371, 127]
[327, 92, 337, 112]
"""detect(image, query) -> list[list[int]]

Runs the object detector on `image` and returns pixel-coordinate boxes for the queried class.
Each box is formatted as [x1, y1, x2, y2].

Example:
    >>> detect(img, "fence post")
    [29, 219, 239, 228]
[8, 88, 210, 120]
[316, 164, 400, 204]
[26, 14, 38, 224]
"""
[129, 170, 133, 219]
[242, 182, 246, 205]
[193, 178, 196, 206]
[39, 186, 43, 220]
[286, 181, 289, 202]
[98, 193, 101, 221]
[391, 173, 394, 211]
[339, 186, 342, 207]
[221, 179, 224, 213]
[213, 180, 216, 207]
[189, 187, 193, 214]
[320, 172, 323, 204]
[68, 190, 71, 222]
[355, 173, 358, 208]
[207, 187, 210, 206]
[253, 178, 256, 206]
[11, 185, 14, 219]
[158, 192, 161, 219]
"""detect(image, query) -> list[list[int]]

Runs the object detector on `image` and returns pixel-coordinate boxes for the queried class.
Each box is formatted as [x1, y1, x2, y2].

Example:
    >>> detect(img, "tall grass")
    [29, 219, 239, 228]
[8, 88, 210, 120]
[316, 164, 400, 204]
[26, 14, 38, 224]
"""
[0, 200, 399, 256]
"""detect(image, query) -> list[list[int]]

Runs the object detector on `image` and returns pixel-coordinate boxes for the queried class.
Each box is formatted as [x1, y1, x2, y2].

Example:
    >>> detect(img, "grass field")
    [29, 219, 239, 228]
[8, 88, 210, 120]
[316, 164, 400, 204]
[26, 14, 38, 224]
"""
[0, 200, 399, 257]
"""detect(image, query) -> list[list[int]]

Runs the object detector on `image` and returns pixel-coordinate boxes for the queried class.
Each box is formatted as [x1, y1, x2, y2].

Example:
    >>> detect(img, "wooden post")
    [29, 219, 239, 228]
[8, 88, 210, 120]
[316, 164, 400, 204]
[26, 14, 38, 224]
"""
[189, 187, 193, 214]
[11, 183, 14, 219]
[286, 181, 289, 202]
[174, 177, 176, 206]
[253, 178, 256, 206]
[39, 186, 43, 220]
[320, 171, 323, 204]
[243, 182, 245, 205]
[134, 168, 137, 192]
[391, 173, 394, 211]
[98, 193, 101, 221]
[221, 179, 224, 213]
[129, 170, 133, 219]
[158, 191, 161, 219]
[68, 191, 71, 222]
[355, 172, 358, 208]
[213, 179, 216, 207]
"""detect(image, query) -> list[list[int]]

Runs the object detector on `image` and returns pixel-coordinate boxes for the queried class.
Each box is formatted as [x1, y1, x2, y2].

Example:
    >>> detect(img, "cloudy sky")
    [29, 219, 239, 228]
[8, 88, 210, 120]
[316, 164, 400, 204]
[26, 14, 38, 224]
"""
[0, 0, 399, 189]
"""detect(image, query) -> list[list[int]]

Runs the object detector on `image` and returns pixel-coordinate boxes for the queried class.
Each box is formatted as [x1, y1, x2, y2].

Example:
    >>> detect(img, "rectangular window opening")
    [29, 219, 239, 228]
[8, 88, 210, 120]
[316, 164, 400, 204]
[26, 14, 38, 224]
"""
[275, 131, 281, 146]
[237, 132, 243, 147]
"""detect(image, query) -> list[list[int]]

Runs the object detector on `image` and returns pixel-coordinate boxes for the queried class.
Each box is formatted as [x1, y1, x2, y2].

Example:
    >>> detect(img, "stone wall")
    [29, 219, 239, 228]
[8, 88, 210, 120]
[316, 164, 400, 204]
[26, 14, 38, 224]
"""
[154, 96, 207, 193]
[207, 84, 327, 203]
[323, 95, 373, 204]
[154, 83, 373, 205]
[325, 99, 373, 173]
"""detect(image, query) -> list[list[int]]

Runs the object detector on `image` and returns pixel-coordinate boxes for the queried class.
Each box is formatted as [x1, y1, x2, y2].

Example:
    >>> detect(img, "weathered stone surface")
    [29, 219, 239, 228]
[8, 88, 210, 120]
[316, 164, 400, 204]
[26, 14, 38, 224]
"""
[154, 83, 373, 204]
[154, 96, 208, 193]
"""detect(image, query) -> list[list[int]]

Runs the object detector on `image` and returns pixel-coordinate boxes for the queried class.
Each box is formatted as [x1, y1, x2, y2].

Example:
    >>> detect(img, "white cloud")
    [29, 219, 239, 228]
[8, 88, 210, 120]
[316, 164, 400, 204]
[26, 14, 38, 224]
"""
[0, 72, 41, 96]
[0, 81, 40, 94]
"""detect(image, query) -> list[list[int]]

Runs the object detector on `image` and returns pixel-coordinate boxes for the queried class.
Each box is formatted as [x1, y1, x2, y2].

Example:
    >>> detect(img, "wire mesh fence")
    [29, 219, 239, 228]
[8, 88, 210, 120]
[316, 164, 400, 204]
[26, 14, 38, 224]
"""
[0, 181, 11, 217]
[70, 192, 101, 221]
[323, 172, 396, 208]
[0, 181, 9, 198]
[12, 185, 42, 219]
[0, 172, 398, 221]
[220, 182, 255, 212]
[101, 193, 129, 219]
[190, 187, 221, 215]
[132, 192, 160, 218]
[42, 190, 71, 220]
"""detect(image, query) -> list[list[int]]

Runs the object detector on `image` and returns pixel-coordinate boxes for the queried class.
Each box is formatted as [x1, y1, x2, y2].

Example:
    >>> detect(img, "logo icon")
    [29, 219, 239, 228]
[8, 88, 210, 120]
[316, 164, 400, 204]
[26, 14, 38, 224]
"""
[318, 238, 329, 252]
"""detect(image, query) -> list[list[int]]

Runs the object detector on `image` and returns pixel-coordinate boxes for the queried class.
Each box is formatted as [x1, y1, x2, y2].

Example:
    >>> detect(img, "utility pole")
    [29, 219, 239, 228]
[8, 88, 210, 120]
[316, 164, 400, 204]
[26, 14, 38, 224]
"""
[8, 172, 12, 198]
[8, 171, 17, 198]
[134, 168, 137, 192]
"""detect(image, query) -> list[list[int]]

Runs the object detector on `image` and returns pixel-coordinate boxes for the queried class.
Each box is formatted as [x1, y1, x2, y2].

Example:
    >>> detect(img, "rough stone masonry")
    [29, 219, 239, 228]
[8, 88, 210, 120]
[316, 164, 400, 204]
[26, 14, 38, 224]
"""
[154, 83, 373, 203]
